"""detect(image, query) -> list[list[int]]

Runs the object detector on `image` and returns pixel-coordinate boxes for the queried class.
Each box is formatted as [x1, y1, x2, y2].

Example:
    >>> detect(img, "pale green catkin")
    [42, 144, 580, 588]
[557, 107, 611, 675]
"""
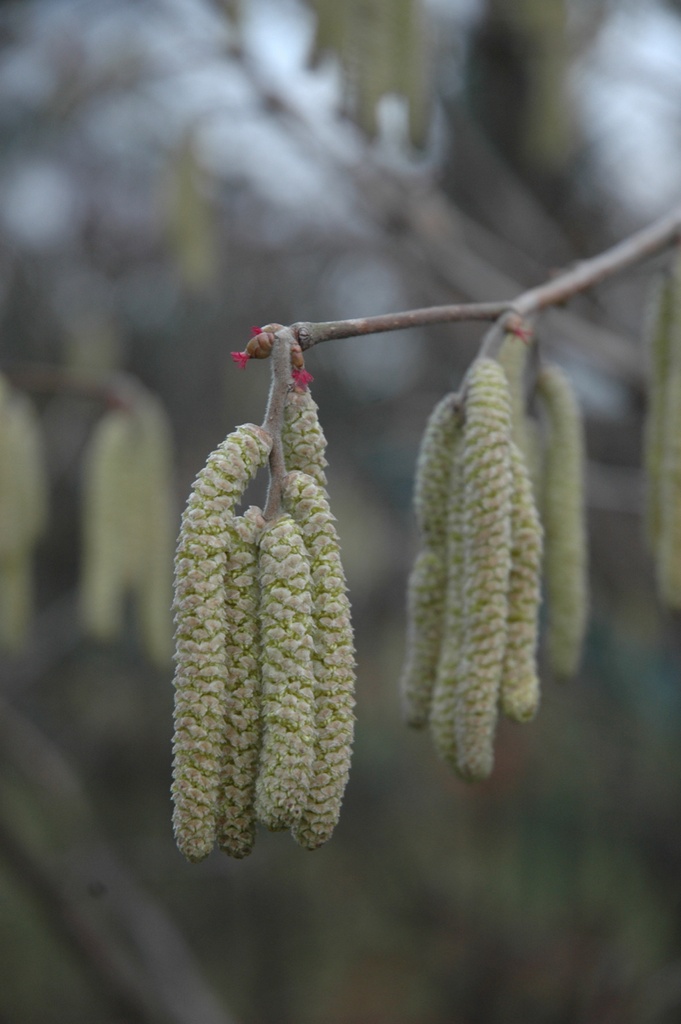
[537, 364, 588, 678]
[254, 514, 317, 833]
[283, 471, 356, 850]
[455, 358, 514, 782]
[80, 394, 176, 663]
[499, 442, 543, 723]
[497, 333, 531, 459]
[80, 409, 136, 641]
[172, 423, 272, 863]
[216, 506, 264, 859]
[0, 384, 49, 650]
[282, 389, 328, 488]
[657, 318, 681, 607]
[429, 442, 464, 767]
[126, 394, 176, 666]
[400, 393, 461, 728]
[643, 271, 678, 551]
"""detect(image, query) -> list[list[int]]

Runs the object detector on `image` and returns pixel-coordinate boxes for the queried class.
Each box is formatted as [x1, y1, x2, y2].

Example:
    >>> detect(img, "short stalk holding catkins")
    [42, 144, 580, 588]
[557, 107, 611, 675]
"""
[283, 470, 356, 850]
[172, 423, 272, 863]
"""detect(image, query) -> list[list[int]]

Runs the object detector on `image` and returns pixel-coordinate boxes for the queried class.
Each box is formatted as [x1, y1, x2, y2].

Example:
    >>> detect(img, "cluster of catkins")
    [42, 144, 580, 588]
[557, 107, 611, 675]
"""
[171, 388, 355, 862]
[0, 375, 48, 651]
[400, 344, 588, 781]
[80, 386, 175, 667]
[644, 255, 681, 607]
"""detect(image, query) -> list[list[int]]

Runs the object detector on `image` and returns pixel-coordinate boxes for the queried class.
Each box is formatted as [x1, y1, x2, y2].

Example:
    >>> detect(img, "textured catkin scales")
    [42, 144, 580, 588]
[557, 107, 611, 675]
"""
[172, 423, 272, 863]
[283, 471, 356, 850]
[499, 442, 543, 722]
[254, 514, 317, 833]
[537, 365, 588, 678]
[400, 394, 461, 728]
[216, 507, 264, 859]
[455, 358, 514, 781]
[282, 388, 328, 488]
[429, 444, 464, 767]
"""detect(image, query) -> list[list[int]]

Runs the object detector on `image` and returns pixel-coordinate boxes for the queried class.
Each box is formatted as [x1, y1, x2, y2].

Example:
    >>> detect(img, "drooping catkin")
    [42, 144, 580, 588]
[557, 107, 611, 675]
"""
[429, 442, 464, 767]
[172, 423, 272, 862]
[642, 269, 678, 551]
[657, 354, 681, 608]
[283, 471, 356, 850]
[125, 393, 176, 666]
[282, 388, 328, 488]
[0, 382, 49, 650]
[80, 409, 133, 640]
[216, 506, 264, 859]
[400, 393, 461, 728]
[80, 393, 176, 663]
[254, 514, 317, 833]
[497, 333, 530, 455]
[537, 364, 588, 678]
[454, 358, 514, 781]
[643, 254, 681, 607]
[499, 442, 543, 723]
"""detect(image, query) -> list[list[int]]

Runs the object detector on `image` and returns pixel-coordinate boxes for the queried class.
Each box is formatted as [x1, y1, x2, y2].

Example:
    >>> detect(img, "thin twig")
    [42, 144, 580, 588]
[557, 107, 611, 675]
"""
[292, 301, 511, 350]
[285, 205, 681, 353]
[261, 327, 295, 521]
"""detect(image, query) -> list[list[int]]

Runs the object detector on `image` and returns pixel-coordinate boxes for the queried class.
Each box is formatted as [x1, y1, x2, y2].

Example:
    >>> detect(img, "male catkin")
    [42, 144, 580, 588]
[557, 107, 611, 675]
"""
[400, 393, 461, 728]
[0, 382, 48, 650]
[214, 506, 265, 858]
[283, 471, 356, 850]
[643, 268, 679, 552]
[455, 358, 513, 781]
[499, 442, 543, 722]
[172, 423, 272, 863]
[254, 513, 317, 833]
[282, 388, 328, 488]
[429, 440, 465, 768]
[537, 364, 588, 678]
[80, 409, 135, 641]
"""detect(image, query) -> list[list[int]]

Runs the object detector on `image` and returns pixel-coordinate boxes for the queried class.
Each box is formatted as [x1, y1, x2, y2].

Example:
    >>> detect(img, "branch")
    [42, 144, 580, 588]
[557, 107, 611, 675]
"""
[288, 205, 681, 352]
[293, 301, 511, 349]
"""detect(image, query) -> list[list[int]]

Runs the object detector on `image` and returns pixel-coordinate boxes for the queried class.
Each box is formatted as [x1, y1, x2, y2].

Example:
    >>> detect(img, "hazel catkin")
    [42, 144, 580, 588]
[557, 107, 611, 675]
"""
[253, 513, 317, 833]
[283, 470, 356, 850]
[400, 393, 461, 728]
[281, 388, 328, 488]
[454, 358, 514, 781]
[499, 442, 543, 722]
[215, 506, 265, 859]
[172, 423, 272, 863]
[537, 364, 588, 678]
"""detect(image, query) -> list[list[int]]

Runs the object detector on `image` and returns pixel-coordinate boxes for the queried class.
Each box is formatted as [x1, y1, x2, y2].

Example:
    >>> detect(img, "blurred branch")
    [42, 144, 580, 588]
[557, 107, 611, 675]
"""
[289, 205, 681, 357]
[0, 695, 239, 1024]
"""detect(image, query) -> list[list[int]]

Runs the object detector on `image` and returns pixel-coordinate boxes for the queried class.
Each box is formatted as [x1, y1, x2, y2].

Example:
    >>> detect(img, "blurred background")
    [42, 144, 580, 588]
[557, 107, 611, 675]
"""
[2, 0, 681, 1021]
